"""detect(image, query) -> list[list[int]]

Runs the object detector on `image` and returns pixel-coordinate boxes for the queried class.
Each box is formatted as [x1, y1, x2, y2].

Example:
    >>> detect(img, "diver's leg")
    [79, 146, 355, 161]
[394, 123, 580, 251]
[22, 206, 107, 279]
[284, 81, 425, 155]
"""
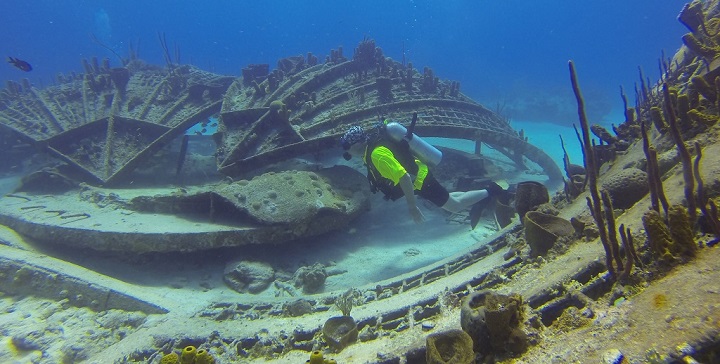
[441, 190, 489, 213]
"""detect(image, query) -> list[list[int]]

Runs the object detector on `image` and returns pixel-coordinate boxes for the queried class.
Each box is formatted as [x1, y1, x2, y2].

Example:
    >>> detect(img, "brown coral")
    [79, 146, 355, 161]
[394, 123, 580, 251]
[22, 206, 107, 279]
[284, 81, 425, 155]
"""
[600, 168, 649, 210]
[667, 204, 698, 258]
[460, 290, 526, 355]
[642, 209, 674, 262]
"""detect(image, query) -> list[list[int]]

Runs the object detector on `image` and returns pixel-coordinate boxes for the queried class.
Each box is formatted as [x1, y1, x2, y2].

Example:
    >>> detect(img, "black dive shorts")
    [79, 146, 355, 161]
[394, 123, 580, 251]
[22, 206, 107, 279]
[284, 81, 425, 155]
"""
[417, 172, 450, 207]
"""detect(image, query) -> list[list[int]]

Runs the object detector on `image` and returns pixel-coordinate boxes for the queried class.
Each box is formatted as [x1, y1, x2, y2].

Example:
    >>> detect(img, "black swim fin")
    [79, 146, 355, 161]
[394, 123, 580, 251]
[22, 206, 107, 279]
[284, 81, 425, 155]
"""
[470, 197, 492, 230]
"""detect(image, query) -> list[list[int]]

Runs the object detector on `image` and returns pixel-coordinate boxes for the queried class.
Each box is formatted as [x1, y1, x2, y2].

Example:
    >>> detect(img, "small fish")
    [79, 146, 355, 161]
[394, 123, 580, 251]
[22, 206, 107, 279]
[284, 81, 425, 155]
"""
[7, 57, 32, 72]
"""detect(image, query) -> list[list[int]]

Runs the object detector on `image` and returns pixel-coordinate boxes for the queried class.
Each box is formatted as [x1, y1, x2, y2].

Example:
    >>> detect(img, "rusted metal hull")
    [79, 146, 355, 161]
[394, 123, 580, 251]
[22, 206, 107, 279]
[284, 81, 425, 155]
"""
[0, 40, 562, 185]
[0, 61, 234, 185]
[217, 40, 562, 182]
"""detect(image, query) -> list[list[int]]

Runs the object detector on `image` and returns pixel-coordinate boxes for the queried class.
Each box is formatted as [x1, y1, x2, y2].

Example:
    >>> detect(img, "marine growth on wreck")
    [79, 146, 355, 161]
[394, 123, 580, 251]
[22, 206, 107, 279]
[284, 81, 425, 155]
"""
[0, 1, 719, 363]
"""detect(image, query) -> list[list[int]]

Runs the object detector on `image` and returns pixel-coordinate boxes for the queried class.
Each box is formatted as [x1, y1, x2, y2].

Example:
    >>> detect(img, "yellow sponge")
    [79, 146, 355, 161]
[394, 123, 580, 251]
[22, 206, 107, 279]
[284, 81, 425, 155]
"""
[160, 352, 179, 364]
[180, 346, 196, 364]
[309, 350, 324, 364]
[195, 348, 215, 364]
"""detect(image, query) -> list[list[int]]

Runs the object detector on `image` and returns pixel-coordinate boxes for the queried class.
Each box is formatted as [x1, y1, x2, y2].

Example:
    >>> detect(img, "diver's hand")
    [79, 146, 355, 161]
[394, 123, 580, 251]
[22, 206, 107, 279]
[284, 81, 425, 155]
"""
[408, 205, 426, 224]
[398, 173, 424, 223]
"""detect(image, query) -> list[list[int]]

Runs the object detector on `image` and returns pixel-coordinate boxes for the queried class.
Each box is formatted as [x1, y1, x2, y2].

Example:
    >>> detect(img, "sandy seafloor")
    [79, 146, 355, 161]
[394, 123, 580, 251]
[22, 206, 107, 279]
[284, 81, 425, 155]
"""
[0, 120, 590, 363]
[0, 120, 578, 293]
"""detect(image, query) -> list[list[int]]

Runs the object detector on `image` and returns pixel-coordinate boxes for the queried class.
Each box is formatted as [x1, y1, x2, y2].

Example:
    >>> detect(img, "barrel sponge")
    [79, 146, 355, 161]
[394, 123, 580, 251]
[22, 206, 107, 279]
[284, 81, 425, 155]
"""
[484, 292, 524, 351]
[514, 181, 549, 222]
[667, 204, 697, 258]
[322, 315, 358, 350]
[194, 348, 215, 364]
[180, 346, 196, 364]
[425, 329, 475, 364]
[642, 209, 674, 262]
[160, 353, 179, 364]
[523, 211, 575, 257]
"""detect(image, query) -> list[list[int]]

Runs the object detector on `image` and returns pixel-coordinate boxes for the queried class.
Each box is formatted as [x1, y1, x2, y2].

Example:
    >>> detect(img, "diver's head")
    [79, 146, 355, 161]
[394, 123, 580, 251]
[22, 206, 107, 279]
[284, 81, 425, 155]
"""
[340, 126, 367, 160]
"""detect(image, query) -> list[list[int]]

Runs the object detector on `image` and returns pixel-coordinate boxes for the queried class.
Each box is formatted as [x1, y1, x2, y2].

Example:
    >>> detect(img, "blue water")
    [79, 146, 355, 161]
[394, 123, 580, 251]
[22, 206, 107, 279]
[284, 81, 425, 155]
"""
[2, 1, 685, 126]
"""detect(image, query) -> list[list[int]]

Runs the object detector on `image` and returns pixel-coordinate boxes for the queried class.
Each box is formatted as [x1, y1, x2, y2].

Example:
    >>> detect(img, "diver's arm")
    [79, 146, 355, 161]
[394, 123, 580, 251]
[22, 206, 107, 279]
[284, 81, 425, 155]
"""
[370, 147, 425, 223]
[399, 173, 425, 223]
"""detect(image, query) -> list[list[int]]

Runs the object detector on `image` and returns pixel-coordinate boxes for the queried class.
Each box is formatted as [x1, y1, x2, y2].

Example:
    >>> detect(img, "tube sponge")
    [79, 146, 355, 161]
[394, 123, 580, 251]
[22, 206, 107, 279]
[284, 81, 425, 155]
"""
[309, 350, 324, 364]
[688, 109, 719, 126]
[194, 349, 215, 364]
[180, 346, 196, 364]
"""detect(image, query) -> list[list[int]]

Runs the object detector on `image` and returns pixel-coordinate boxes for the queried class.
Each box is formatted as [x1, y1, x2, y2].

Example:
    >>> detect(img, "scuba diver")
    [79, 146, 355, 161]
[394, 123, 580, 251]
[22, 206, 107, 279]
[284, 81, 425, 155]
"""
[340, 113, 509, 227]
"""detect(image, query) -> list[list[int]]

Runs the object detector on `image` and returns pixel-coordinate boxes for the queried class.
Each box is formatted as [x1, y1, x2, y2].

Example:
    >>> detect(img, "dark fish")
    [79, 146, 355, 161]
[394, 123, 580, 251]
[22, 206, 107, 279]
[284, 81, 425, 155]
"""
[7, 57, 32, 72]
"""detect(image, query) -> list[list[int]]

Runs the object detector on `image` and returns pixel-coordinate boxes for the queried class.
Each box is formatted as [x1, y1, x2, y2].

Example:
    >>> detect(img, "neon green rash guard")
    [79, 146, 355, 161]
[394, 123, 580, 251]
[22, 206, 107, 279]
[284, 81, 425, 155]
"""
[370, 146, 407, 185]
[369, 146, 429, 190]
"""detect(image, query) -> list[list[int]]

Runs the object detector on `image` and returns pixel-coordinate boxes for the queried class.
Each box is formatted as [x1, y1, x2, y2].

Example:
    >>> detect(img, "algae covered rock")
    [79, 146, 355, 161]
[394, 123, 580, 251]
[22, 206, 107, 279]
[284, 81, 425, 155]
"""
[293, 263, 328, 294]
[223, 260, 275, 294]
[217, 165, 369, 226]
[127, 165, 370, 244]
[601, 167, 648, 209]
[656, 148, 680, 177]
[282, 299, 314, 317]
